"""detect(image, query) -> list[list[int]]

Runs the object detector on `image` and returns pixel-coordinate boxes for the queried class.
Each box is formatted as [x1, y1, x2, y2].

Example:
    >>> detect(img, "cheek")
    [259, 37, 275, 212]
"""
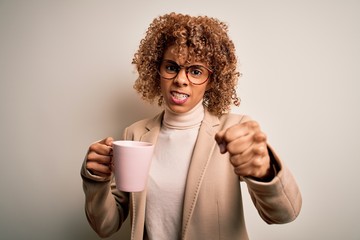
[198, 84, 210, 97]
[159, 79, 169, 94]
[192, 88, 206, 101]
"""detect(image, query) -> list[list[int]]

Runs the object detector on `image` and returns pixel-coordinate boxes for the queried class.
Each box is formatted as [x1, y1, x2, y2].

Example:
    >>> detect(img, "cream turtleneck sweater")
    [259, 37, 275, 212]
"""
[145, 101, 204, 240]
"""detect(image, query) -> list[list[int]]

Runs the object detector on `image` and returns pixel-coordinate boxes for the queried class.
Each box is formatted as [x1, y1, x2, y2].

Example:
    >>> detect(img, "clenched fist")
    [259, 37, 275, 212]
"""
[215, 120, 275, 181]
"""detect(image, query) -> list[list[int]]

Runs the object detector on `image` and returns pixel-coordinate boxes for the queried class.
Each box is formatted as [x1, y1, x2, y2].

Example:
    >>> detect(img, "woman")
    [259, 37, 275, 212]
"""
[81, 12, 302, 240]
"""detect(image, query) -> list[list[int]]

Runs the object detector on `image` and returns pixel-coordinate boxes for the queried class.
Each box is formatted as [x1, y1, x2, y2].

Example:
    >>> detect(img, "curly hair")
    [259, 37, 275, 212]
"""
[132, 12, 240, 116]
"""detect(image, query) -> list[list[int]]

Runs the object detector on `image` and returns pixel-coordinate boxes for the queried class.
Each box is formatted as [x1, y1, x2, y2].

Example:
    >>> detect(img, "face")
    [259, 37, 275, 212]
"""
[159, 45, 211, 113]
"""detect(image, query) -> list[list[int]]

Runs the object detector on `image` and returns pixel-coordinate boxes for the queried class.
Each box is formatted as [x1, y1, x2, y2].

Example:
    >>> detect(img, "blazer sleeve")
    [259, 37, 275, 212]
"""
[242, 145, 302, 224]
[81, 152, 129, 238]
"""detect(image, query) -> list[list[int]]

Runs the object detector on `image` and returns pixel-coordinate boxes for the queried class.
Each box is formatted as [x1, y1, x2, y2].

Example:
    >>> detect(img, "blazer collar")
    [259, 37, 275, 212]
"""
[140, 111, 164, 144]
[130, 112, 163, 240]
[181, 110, 221, 238]
[140, 109, 220, 142]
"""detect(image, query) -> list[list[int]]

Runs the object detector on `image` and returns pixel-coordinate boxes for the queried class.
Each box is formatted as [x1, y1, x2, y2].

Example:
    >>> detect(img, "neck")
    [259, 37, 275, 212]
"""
[163, 101, 204, 129]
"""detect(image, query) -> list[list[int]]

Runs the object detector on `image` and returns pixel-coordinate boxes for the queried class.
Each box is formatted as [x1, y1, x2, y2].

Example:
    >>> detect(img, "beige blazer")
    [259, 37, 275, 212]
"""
[81, 110, 302, 240]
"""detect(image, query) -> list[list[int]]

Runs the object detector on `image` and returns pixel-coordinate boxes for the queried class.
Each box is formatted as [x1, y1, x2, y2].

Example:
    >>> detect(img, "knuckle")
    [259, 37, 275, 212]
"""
[88, 143, 97, 152]
[262, 132, 267, 140]
[89, 142, 104, 152]
[253, 145, 265, 155]
[252, 157, 263, 168]
[229, 155, 237, 165]
[251, 121, 259, 128]
[254, 132, 267, 142]
[234, 167, 242, 176]
[227, 143, 236, 154]
[247, 120, 259, 129]
[105, 137, 114, 146]
[86, 161, 95, 170]
[242, 168, 249, 176]
[222, 130, 232, 142]
[87, 151, 96, 161]
[252, 170, 263, 178]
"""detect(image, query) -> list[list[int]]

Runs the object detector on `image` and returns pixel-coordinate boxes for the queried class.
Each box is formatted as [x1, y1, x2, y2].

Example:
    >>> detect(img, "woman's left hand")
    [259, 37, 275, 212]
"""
[215, 119, 273, 180]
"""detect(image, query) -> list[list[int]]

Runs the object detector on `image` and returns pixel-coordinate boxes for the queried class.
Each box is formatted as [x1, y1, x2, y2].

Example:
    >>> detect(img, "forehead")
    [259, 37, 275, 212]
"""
[163, 45, 207, 66]
[163, 45, 188, 63]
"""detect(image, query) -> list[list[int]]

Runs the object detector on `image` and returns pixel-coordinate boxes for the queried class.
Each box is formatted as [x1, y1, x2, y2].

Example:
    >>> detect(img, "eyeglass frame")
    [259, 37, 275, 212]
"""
[157, 59, 213, 85]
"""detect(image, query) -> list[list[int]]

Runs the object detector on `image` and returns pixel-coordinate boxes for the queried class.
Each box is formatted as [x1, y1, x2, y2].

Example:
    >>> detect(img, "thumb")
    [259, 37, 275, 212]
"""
[105, 137, 114, 147]
[215, 130, 227, 154]
[99, 137, 114, 147]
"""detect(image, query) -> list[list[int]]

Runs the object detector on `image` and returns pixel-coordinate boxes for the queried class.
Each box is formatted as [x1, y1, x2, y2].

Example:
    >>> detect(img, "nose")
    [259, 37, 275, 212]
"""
[174, 68, 189, 86]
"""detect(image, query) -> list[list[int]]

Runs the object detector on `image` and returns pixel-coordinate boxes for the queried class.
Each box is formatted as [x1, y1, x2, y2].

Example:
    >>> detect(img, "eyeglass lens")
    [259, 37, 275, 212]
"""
[159, 60, 210, 85]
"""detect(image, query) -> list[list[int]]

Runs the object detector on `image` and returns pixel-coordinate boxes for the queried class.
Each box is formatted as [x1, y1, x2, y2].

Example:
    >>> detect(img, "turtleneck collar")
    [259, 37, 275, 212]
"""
[163, 101, 205, 130]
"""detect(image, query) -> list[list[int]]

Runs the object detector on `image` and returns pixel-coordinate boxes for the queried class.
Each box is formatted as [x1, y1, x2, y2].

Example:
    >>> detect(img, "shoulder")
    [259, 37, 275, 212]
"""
[128, 112, 163, 129]
[127, 117, 153, 129]
[218, 112, 251, 127]
[123, 111, 164, 139]
[203, 109, 252, 130]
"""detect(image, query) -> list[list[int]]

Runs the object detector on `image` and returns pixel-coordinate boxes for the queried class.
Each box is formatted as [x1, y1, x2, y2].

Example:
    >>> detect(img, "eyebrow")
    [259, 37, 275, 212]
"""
[162, 59, 207, 68]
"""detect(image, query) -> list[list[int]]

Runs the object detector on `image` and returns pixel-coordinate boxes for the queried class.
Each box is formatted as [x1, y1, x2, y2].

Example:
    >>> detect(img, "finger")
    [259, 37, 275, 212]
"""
[87, 151, 112, 164]
[216, 120, 261, 144]
[253, 132, 267, 143]
[86, 161, 112, 176]
[98, 137, 114, 145]
[225, 133, 253, 155]
[230, 153, 255, 176]
[215, 129, 226, 145]
[105, 137, 114, 156]
[90, 169, 112, 178]
[104, 137, 114, 147]
[253, 144, 267, 155]
[215, 129, 228, 154]
[229, 121, 260, 140]
[217, 124, 250, 143]
[234, 162, 256, 177]
[89, 141, 113, 156]
[226, 124, 267, 156]
[228, 142, 267, 167]
[215, 126, 249, 154]
[233, 154, 270, 178]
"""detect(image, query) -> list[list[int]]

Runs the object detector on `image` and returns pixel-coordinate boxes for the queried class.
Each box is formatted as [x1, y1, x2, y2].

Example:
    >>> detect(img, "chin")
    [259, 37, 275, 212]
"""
[167, 104, 190, 114]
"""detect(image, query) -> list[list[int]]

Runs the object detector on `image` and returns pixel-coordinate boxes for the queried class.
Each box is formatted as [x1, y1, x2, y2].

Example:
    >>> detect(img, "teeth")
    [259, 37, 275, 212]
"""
[172, 92, 189, 100]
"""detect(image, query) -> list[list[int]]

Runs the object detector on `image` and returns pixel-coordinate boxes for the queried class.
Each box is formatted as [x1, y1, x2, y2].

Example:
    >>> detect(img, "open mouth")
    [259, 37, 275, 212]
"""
[170, 91, 190, 104]
[171, 91, 189, 100]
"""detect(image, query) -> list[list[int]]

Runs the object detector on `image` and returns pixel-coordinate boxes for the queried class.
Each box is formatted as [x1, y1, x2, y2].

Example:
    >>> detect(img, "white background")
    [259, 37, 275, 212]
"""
[1, 0, 359, 239]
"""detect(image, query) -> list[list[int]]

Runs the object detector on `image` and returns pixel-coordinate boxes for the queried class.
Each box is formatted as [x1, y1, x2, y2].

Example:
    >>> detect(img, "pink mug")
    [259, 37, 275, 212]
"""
[112, 140, 154, 192]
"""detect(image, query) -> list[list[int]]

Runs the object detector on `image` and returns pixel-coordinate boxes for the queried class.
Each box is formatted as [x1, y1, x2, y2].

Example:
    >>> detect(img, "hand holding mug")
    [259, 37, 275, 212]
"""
[86, 137, 114, 178]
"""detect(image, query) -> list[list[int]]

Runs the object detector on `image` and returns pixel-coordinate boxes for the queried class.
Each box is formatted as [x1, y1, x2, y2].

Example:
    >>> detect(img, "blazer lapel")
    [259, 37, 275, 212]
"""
[131, 112, 163, 240]
[181, 110, 220, 238]
[140, 111, 163, 144]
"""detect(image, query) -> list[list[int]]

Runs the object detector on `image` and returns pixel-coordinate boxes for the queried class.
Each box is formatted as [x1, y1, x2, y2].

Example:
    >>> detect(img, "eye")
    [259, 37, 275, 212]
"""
[164, 63, 179, 73]
[188, 66, 204, 78]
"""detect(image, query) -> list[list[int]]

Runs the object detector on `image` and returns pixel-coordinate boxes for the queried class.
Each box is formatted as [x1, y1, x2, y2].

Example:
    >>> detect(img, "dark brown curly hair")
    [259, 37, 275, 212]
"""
[132, 12, 240, 116]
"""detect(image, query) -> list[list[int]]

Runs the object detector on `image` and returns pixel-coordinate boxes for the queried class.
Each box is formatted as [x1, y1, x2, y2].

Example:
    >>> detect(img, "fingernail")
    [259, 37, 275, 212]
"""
[218, 142, 226, 154]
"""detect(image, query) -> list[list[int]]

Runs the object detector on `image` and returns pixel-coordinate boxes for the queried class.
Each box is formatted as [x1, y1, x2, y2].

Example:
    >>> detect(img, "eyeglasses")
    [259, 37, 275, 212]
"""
[158, 59, 213, 85]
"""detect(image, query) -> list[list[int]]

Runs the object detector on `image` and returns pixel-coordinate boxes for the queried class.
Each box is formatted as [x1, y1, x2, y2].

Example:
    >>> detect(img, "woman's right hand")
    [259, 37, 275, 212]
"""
[86, 137, 114, 178]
